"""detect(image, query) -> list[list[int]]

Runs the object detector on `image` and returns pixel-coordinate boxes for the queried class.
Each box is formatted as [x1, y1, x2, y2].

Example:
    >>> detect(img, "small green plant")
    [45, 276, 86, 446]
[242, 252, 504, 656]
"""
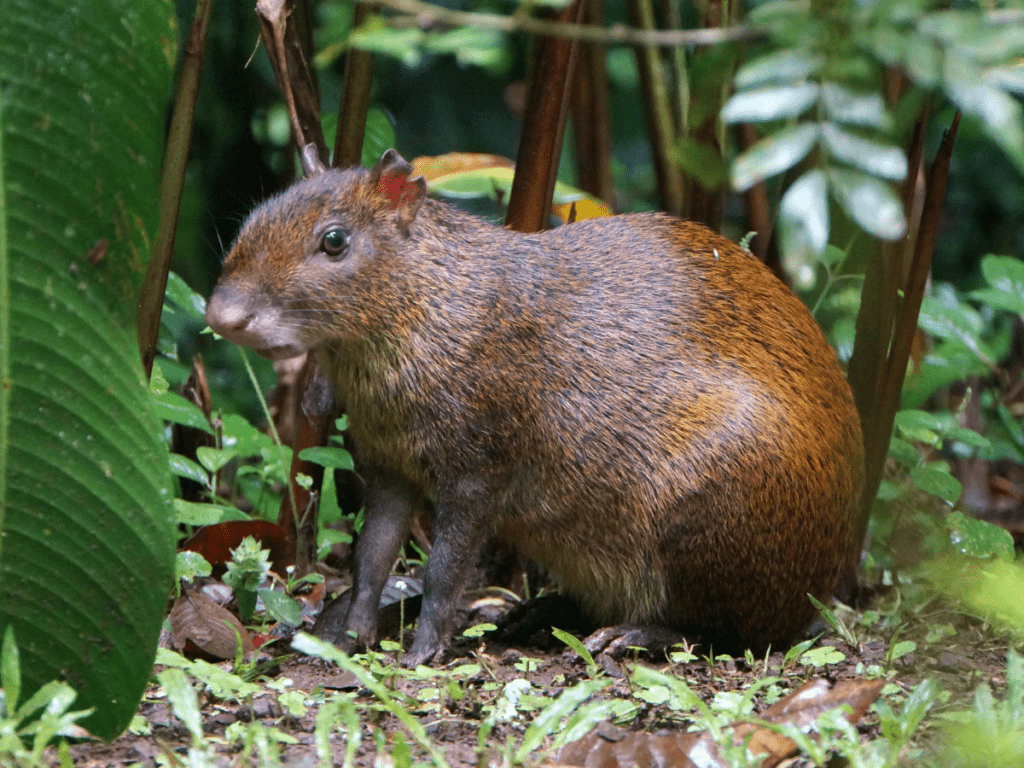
[514, 679, 626, 764]
[809, 593, 859, 646]
[223, 535, 273, 622]
[799, 645, 848, 669]
[462, 621, 497, 640]
[871, 677, 939, 765]
[293, 634, 450, 766]
[157, 648, 263, 704]
[882, 408, 988, 509]
[314, 694, 362, 768]
[0, 628, 94, 768]
[174, 550, 213, 597]
[669, 640, 700, 665]
[883, 633, 917, 670]
[629, 663, 708, 720]
[551, 627, 601, 679]
[513, 655, 543, 674]
[156, 667, 219, 767]
[897, 255, 1024, 500]
[783, 637, 819, 668]
[217, 535, 305, 627]
[226, 719, 298, 767]
[940, 648, 1024, 767]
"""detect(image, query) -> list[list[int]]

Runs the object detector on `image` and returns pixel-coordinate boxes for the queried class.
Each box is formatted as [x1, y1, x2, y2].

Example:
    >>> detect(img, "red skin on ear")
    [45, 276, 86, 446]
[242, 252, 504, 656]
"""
[376, 171, 418, 210]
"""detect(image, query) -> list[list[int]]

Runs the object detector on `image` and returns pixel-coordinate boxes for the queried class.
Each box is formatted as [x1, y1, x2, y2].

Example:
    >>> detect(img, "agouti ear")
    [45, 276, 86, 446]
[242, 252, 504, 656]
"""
[370, 149, 427, 234]
[300, 143, 328, 178]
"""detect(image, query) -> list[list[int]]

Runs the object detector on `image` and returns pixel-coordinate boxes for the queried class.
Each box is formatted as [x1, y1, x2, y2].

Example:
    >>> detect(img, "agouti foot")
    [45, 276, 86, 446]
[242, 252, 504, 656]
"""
[310, 590, 354, 647]
[582, 624, 692, 660]
[401, 631, 450, 668]
[494, 593, 591, 647]
[310, 576, 424, 654]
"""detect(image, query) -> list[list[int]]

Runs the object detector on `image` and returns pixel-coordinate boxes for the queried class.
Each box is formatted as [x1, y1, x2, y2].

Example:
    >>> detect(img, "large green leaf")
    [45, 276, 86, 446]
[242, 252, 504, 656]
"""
[721, 83, 819, 123]
[733, 49, 822, 90]
[0, 0, 176, 740]
[827, 167, 906, 241]
[779, 169, 828, 259]
[731, 123, 818, 192]
[820, 123, 907, 181]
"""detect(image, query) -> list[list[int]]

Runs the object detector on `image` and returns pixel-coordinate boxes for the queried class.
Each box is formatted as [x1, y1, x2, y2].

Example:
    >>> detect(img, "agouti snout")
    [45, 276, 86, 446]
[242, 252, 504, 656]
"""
[206, 149, 864, 666]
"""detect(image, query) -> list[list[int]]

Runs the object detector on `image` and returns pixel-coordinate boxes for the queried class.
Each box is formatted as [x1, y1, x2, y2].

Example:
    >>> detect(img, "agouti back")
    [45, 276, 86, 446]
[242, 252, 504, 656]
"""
[206, 150, 864, 666]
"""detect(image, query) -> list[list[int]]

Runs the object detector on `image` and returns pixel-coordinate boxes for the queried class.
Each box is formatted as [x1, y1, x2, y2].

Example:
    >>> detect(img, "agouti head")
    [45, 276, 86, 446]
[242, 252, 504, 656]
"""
[206, 150, 427, 358]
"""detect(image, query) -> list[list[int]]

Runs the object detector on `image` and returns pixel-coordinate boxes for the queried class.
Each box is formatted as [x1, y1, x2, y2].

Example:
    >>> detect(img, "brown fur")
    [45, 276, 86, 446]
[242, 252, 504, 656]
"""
[207, 151, 864, 665]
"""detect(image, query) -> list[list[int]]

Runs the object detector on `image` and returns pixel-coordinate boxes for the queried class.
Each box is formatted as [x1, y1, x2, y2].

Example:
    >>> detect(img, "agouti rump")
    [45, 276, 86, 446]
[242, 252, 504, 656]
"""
[205, 149, 864, 666]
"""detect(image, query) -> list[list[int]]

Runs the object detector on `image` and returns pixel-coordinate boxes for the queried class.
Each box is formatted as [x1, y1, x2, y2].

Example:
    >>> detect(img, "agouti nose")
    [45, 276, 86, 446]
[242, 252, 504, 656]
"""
[205, 287, 253, 337]
[205, 284, 301, 359]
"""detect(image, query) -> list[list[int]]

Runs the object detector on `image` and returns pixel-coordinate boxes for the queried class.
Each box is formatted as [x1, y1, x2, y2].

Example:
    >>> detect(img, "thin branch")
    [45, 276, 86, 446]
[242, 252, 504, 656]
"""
[138, 0, 212, 377]
[367, 0, 1024, 49]
[506, 0, 583, 232]
[334, 2, 376, 168]
[883, 112, 961, 411]
[629, 0, 684, 215]
[362, 0, 764, 47]
[570, 0, 614, 204]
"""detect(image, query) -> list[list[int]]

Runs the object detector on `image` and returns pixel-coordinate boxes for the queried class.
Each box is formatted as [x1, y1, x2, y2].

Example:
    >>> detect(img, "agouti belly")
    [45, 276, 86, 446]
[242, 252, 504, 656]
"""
[206, 149, 864, 665]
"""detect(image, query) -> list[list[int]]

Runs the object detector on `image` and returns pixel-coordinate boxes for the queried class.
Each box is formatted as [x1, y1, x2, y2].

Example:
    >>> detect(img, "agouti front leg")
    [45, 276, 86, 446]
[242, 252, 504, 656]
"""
[402, 495, 490, 667]
[313, 471, 416, 649]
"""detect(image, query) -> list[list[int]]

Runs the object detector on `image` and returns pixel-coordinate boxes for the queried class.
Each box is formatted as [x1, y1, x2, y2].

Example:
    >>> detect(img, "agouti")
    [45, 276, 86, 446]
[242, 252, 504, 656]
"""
[206, 149, 864, 666]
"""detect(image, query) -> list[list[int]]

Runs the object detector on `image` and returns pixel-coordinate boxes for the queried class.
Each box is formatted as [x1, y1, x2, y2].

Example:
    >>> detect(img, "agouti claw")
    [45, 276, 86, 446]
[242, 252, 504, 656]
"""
[582, 624, 690, 660]
[401, 640, 444, 668]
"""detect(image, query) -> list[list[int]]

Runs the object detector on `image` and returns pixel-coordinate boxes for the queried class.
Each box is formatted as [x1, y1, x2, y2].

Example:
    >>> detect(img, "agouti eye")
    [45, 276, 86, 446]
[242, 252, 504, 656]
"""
[320, 228, 350, 257]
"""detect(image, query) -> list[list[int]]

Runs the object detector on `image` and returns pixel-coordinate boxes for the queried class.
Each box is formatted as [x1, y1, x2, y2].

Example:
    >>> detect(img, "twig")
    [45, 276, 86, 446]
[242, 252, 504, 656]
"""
[256, 0, 329, 167]
[362, 0, 764, 47]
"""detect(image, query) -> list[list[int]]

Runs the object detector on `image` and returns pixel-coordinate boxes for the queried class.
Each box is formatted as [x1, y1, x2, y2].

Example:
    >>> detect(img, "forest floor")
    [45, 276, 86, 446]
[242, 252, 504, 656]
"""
[60, 578, 1016, 768]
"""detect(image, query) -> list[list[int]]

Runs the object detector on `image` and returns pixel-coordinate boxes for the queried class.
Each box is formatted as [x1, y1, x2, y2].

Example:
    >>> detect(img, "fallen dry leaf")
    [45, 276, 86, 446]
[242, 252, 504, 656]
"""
[169, 589, 254, 660]
[556, 677, 885, 768]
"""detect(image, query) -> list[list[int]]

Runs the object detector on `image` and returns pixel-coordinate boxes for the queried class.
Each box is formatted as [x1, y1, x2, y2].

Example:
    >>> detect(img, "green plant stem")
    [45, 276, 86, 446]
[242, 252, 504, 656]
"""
[661, 0, 689, 137]
[137, 0, 212, 377]
[877, 115, 961, 456]
[850, 114, 960, 573]
[297, 636, 450, 767]
[0, 95, 8, 543]
[237, 347, 299, 531]
[845, 112, 928, 577]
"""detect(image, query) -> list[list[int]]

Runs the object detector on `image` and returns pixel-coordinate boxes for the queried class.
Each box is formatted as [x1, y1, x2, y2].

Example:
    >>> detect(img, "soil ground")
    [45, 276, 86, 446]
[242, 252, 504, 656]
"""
[62, 590, 1014, 767]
